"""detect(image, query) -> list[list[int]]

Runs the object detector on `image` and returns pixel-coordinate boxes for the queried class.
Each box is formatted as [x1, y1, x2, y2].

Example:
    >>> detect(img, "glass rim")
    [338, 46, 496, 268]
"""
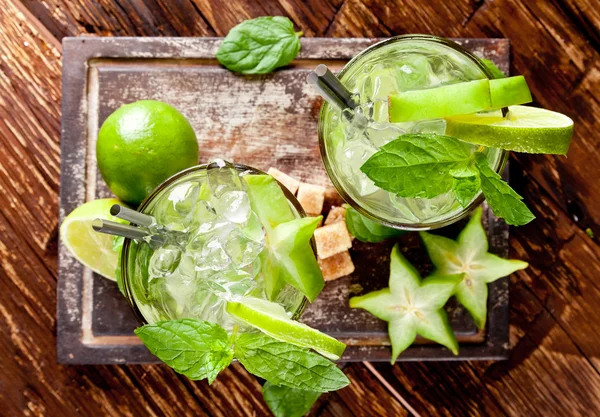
[121, 162, 310, 324]
[317, 34, 509, 231]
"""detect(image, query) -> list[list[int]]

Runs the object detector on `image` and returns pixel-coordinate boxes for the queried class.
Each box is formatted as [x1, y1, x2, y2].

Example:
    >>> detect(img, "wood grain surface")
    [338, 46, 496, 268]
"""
[2, 0, 600, 416]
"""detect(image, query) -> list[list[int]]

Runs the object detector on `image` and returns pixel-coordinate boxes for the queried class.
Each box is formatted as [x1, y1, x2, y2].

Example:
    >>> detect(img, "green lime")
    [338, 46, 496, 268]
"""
[226, 297, 346, 360]
[60, 198, 125, 280]
[445, 105, 574, 155]
[388, 76, 532, 122]
[97, 100, 199, 206]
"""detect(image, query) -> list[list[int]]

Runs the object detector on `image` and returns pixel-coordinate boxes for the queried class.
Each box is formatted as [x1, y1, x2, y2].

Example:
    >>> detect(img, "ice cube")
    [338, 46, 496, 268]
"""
[367, 122, 407, 148]
[224, 227, 265, 269]
[216, 190, 251, 224]
[148, 245, 182, 278]
[154, 181, 201, 231]
[339, 140, 379, 196]
[396, 54, 431, 89]
[206, 159, 244, 198]
[410, 119, 447, 135]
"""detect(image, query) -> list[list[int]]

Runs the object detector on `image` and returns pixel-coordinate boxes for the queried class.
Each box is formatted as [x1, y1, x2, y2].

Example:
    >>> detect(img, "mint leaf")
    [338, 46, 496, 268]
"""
[262, 382, 321, 417]
[361, 134, 471, 198]
[345, 205, 405, 243]
[216, 17, 301, 74]
[453, 175, 480, 208]
[235, 333, 349, 392]
[473, 153, 535, 226]
[135, 319, 233, 384]
[480, 58, 506, 79]
[112, 235, 124, 252]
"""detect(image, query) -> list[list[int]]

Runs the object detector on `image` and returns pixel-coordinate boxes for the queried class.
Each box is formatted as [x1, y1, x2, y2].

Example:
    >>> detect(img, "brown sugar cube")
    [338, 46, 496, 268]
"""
[297, 182, 326, 216]
[267, 167, 300, 195]
[318, 251, 355, 281]
[314, 221, 352, 258]
[324, 187, 344, 211]
[324, 206, 346, 225]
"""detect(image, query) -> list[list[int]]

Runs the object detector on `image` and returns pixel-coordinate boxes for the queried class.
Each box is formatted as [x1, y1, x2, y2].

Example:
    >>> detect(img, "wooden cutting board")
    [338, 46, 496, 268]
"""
[59, 37, 510, 364]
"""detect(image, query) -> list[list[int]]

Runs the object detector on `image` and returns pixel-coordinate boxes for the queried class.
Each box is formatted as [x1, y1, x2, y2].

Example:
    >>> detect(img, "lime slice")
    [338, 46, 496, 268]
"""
[226, 296, 346, 360]
[445, 105, 574, 155]
[60, 198, 126, 280]
[388, 76, 532, 122]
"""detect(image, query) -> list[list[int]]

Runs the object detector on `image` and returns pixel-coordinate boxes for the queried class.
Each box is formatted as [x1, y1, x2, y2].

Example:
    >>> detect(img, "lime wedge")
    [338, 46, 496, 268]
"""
[388, 76, 532, 122]
[445, 105, 574, 155]
[226, 296, 346, 360]
[60, 198, 126, 280]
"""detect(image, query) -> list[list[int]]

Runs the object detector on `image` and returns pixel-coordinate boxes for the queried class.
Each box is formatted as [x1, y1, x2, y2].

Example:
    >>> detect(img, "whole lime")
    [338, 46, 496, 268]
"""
[97, 100, 199, 206]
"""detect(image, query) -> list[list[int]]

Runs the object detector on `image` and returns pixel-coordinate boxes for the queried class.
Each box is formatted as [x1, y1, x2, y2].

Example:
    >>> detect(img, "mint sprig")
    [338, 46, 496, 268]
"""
[473, 153, 535, 226]
[263, 382, 321, 417]
[216, 17, 302, 75]
[361, 134, 471, 198]
[135, 319, 233, 384]
[360, 134, 535, 226]
[235, 333, 349, 392]
[344, 205, 405, 243]
[135, 319, 349, 393]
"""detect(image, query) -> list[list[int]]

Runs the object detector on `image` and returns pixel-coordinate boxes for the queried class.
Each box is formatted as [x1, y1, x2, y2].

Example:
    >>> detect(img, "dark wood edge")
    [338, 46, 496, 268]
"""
[58, 37, 511, 364]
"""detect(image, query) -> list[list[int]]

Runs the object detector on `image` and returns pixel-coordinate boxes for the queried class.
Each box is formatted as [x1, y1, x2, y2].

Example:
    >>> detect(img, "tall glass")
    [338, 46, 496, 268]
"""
[318, 35, 508, 230]
[121, 164, 307, 330]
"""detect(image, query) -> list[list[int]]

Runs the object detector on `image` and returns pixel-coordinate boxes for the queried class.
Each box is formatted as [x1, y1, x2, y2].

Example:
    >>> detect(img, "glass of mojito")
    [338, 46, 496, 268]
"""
[318, 35, 509, 230]
[120, 161, 312, 330]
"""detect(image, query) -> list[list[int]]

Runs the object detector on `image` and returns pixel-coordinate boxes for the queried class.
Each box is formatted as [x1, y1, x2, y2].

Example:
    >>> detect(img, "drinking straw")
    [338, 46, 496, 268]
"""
[307, 64, 357, 110]
[92, 219, 165, 244]
[110, 204, 155, 227]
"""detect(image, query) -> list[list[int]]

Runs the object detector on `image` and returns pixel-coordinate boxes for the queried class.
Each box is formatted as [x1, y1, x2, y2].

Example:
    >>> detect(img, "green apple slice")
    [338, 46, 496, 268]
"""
[389, 79, 491, 122]
[388, 76, 532, 122]
[445, 105, 574, 155]
[489, 75, 531, 108]
[226, 296, 346, 360]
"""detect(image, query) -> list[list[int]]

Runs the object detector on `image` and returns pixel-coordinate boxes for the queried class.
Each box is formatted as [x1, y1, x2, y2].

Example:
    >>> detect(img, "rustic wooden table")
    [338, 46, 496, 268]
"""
[1, 0, 599, 416]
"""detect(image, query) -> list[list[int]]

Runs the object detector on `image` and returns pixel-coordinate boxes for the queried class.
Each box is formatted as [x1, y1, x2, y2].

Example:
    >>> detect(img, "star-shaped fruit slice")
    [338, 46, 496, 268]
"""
[350, 244, 462, 363]
[420, 207, 528, 329]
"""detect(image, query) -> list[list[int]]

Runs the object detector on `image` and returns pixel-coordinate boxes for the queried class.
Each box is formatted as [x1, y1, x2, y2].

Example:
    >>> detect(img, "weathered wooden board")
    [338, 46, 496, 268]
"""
[59, 37, 510, 363]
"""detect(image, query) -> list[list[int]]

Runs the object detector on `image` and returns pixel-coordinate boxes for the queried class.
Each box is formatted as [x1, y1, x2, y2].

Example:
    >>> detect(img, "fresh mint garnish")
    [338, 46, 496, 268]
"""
[344, 205, 405, 243]
[420, 207, 528, 328]
[452, 175, 480, 208]
[473, 152, 535, 226]
[216, 16, 302, 75]
[262, 382, 321, 417]
[135, 319, 233, 384]
[234, 333, 349, 392]
[360, 134, 471, 198]
[350, 244, 462, 363]
[480, 58, 506, 79]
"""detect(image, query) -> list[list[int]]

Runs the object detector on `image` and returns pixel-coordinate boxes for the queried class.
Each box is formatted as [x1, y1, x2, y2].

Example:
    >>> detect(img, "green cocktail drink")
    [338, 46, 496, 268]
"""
[121, 161, 308, 331]
[319, 35, 508, 230]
